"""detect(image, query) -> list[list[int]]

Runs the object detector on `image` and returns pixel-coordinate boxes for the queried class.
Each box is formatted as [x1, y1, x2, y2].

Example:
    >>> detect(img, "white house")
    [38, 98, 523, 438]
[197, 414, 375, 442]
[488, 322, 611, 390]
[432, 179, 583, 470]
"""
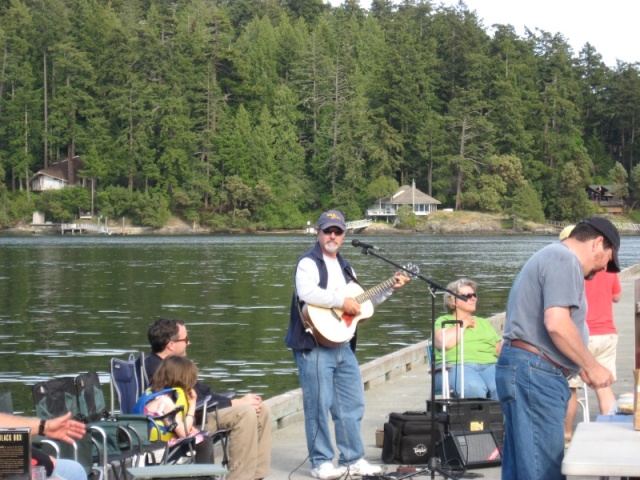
[367, 181, 440, 221]
[31, 156, 86, 192]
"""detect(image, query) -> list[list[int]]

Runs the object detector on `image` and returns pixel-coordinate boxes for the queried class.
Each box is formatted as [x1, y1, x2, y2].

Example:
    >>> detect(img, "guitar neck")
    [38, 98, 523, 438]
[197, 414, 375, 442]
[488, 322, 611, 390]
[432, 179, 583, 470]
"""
[355, 276, 397, 304]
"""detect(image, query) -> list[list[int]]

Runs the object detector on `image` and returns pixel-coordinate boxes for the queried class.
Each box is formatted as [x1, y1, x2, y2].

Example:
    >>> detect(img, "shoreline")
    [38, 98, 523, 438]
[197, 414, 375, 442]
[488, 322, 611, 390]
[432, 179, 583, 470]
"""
[9, 225, 640, 237]
[5, 210, 639, 236]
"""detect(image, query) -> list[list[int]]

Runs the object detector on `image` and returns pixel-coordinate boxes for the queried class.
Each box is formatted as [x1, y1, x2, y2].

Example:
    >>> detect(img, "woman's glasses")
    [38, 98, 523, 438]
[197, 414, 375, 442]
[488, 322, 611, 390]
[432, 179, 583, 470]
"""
[462, 293, 477, 300]
[322, 227, 344, 236]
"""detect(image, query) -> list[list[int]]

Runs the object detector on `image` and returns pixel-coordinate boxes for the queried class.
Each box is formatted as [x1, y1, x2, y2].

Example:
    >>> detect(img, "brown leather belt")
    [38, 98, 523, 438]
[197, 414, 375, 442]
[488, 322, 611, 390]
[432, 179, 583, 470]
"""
[509, 339, 572, 378]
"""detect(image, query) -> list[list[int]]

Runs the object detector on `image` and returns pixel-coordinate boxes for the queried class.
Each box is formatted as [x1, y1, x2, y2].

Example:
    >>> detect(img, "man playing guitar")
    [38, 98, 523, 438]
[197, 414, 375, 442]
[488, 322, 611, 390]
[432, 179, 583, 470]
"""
[285, 210, 407, 480]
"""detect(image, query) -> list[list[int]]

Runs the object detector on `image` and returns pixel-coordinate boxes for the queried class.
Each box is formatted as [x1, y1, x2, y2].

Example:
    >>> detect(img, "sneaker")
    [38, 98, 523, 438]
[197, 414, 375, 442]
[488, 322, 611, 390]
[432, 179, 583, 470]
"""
[311, 462, 347, 480]
[346, 459, 383, 477]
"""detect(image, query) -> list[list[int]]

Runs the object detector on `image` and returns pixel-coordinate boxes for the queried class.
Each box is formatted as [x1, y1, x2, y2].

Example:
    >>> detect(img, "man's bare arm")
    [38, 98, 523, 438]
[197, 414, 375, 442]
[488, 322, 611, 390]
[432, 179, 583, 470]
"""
[544, 306, 613, 388]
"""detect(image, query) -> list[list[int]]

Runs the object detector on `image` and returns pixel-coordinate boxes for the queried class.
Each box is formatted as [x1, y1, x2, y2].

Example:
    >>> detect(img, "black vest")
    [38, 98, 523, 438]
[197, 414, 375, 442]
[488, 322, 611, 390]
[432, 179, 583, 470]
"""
[285, 243, 357, 351]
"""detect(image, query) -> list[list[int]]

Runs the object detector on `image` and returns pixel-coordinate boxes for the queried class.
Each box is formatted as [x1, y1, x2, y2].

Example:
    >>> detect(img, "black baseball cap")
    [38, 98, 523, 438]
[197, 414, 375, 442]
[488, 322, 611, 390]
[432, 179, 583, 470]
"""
[578, 217, 620, 273]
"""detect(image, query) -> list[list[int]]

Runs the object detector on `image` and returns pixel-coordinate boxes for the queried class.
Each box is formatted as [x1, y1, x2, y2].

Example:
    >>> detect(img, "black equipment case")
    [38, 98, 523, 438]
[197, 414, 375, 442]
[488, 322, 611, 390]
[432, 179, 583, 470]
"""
[381, 411, 440, 465]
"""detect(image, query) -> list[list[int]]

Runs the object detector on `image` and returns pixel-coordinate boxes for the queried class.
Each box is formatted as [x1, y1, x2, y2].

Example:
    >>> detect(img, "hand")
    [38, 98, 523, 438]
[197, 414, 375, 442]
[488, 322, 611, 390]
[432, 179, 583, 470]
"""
[232, 394, 263, 414]
[44, 412, 86, 444]
[462, 317, 476, 329]
[580, 363, 614, 389]
[392, 272, 408, 289]
[186, 388, 198, 403]
[186, 388, 198, 411]
[342, 297, 361, 316]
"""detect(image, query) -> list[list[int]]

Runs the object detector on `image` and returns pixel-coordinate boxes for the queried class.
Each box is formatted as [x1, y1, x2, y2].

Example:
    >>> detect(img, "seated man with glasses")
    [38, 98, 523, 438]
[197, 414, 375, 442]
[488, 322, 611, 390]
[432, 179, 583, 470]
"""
[433, 278, 502, 400]
[145, 317, 271, 480]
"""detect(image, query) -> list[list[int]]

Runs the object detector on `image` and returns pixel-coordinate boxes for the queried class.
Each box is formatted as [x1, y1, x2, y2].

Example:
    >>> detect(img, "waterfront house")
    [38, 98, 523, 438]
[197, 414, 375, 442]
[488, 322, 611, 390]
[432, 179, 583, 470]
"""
[31, 156, 86, 192]
[585, 184, 625, 214]
[367, 181, 441, 222]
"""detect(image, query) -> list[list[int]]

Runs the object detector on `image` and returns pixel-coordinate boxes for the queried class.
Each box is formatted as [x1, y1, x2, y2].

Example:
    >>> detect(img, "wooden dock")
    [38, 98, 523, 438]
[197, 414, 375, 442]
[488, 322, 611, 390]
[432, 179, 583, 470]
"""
[60, 223, 110, 235]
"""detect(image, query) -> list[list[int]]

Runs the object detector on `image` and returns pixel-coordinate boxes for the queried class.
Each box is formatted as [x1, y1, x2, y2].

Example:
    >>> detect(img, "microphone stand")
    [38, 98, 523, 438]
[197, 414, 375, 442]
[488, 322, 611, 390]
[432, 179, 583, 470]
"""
[354, 244, 467, 479]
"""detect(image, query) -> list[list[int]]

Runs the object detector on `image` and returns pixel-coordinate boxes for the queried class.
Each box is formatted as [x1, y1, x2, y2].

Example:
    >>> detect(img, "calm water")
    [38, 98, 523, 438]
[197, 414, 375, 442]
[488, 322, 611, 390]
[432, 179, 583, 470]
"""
[2, 233, 640, 414]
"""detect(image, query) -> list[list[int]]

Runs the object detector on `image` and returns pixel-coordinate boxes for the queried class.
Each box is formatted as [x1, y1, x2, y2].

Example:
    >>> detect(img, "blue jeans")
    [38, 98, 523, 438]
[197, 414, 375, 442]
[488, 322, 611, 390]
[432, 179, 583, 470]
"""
[434, 363, 498, 399]
[293, 344, 365, 469]
[496, 343, 570, 480]
[52, 459, 87, 480]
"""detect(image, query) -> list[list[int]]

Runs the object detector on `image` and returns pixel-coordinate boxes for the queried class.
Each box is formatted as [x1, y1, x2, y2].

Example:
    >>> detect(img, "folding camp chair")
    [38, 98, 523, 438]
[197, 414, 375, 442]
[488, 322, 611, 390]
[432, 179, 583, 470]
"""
[33, 374, 143, 480]
[111, 353, 147, 415]
[111, 353, 214, 430]
[131, 387, 202, 465]
[0, 387, 95, 478]
[111, 354, 232, 471]
[0, 390, 67, 458]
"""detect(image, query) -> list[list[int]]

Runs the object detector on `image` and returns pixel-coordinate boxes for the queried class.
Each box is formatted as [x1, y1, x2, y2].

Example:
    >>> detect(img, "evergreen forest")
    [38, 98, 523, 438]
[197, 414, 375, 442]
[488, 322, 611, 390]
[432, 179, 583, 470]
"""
[1, 0, 640, 229]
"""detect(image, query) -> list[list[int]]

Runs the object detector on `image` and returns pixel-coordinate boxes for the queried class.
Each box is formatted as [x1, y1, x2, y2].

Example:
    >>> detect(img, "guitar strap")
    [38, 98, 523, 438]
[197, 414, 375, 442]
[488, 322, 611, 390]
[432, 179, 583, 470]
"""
[343, 265, 362, 288]
[342, 265, 361, 352]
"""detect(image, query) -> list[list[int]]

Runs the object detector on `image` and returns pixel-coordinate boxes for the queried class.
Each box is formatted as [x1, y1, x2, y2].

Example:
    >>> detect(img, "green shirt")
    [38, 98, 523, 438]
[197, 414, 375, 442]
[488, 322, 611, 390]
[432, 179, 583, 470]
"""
[434, 314, 501, 365]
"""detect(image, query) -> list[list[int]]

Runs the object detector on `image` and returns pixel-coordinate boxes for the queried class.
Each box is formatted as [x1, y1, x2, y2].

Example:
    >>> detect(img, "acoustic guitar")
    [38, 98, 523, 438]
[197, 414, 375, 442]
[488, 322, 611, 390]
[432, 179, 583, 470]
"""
[301, 265, 418, 347]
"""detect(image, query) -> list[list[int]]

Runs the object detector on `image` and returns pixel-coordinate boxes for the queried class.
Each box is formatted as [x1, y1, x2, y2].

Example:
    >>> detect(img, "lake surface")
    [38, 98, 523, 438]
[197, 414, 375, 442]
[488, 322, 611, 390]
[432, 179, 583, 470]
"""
[2, 233, 639, 414]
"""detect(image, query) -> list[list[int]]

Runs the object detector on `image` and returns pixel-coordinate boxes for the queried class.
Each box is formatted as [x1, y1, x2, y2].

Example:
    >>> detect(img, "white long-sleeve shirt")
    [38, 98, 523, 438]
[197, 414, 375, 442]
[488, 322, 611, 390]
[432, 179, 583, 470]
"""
[295, 255, 393, 309]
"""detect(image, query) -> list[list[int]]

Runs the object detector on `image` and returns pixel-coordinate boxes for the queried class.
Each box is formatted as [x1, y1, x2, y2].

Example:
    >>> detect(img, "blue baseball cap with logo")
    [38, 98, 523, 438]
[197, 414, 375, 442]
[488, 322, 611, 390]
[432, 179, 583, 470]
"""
[317, 210, 346, 231]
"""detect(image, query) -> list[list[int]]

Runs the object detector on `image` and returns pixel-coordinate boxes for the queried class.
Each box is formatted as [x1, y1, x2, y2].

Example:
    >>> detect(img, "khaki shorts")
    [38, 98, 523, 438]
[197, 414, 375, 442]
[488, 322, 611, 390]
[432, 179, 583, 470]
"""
[568, 334, 618, 388]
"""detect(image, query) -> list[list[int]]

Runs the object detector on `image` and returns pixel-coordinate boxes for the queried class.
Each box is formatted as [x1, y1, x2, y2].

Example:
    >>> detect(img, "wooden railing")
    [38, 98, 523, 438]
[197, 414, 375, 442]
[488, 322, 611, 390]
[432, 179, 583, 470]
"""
[546, 220, 640, 231]
[345, 219, 372, 231]
[60, 223, 110, 234]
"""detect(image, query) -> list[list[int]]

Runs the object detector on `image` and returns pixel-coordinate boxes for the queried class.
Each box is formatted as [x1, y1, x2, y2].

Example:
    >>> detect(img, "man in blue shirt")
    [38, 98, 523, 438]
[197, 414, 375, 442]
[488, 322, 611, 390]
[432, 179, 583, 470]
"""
[497, 217, 619, 480]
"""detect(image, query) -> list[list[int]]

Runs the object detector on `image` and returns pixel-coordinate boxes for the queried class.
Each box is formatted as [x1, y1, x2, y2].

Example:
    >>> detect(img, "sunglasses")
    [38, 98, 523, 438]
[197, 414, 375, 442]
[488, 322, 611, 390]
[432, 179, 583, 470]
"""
[322, 227, 344, 236]
[462, 293, 477, 300]
[172, 336, 190, 344]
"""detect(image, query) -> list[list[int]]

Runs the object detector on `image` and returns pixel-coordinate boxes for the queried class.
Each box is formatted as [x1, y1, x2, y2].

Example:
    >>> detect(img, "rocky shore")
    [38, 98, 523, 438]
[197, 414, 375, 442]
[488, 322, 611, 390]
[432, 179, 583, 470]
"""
[365, 211, 558, 235]
[9, 211, 630, 236]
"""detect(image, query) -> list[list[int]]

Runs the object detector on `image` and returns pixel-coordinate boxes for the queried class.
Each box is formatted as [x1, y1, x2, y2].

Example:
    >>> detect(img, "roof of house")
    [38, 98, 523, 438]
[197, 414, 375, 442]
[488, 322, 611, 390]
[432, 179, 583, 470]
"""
[381, 184, 441, 205]
[32, 156, 83, 182]
[586, 184, 623, 196]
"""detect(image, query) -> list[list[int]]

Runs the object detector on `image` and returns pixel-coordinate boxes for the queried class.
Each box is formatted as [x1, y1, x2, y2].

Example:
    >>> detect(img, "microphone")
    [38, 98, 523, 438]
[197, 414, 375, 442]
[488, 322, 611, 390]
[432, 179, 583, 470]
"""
[351, 239, 385, 252]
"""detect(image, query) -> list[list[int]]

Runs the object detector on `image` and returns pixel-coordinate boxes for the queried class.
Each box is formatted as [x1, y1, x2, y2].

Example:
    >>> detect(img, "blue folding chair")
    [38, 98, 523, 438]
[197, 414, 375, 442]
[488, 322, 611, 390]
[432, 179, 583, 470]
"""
[111, 353, 147, 415]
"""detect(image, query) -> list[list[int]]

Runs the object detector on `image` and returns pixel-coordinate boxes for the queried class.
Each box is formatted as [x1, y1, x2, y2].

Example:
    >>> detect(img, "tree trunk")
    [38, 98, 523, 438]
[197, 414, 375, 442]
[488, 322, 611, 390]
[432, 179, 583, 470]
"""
[43, 48, 49, 168]
[129, 92, 134, 191]
[25, 106, 30, 202]
[455, 118, 468, 211]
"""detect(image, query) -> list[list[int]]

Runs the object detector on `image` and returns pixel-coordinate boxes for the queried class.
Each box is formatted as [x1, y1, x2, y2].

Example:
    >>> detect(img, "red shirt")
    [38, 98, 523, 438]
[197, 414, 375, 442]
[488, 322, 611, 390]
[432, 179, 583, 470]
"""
[584, 271, 621, 335]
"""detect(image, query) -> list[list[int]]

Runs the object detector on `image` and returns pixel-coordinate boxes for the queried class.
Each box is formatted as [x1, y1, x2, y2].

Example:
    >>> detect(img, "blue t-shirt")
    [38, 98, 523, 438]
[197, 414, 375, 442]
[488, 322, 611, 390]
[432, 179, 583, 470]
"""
[503, 242, 587, 373]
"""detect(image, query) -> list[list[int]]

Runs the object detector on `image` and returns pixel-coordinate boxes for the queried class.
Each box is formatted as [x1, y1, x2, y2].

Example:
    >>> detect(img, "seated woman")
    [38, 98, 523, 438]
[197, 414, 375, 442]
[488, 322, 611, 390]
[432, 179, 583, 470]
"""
[143, 355, 214, 463]
[434, 278, 502, 400]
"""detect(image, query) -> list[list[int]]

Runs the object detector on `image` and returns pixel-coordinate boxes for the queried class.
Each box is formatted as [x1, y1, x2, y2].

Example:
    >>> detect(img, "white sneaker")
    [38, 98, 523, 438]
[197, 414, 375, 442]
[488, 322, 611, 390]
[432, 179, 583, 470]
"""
[346, 459, 383, 477]
[311, 462, 347, 480]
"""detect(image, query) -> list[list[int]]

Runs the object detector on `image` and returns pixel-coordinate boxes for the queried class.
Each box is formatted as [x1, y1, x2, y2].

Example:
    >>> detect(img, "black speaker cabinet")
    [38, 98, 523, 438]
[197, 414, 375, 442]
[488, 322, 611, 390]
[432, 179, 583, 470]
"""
[436, 430, 502, 469]
[431, 398, 504, 450]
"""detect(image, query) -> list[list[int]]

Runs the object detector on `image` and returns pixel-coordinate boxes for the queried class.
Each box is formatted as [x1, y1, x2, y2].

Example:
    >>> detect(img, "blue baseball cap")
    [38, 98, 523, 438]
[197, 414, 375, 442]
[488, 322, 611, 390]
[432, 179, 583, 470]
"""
[317, 210, 346, 231]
